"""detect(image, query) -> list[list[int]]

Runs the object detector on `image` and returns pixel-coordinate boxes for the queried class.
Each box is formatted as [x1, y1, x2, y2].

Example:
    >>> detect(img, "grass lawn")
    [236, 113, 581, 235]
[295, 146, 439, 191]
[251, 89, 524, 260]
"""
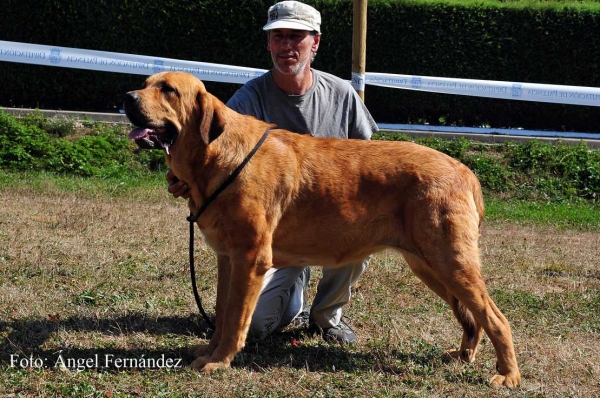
[1, 171, 599, 397]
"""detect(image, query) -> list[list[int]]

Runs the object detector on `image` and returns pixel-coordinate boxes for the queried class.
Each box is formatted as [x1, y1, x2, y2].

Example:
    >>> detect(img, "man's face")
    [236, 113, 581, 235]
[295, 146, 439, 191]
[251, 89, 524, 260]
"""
[267, 28, 320, 75]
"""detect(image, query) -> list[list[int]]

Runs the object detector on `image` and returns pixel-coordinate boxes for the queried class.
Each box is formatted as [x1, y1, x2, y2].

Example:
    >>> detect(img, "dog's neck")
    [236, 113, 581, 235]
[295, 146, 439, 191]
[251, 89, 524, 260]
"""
[177, 108, 272, 215]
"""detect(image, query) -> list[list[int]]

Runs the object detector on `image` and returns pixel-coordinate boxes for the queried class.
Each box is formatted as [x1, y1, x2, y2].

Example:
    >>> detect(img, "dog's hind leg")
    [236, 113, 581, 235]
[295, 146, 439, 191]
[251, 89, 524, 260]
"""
[438, 262, 520, 387]
[419, 232, 521, 388]
[444, 296, 485, 364]
[399, 190, 520, 387]
[401, 252, 484, 364]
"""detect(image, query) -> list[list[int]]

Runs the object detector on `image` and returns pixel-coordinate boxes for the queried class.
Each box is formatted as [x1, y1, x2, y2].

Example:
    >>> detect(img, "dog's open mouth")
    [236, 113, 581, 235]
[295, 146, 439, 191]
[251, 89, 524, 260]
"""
[128, 125, 177, 153]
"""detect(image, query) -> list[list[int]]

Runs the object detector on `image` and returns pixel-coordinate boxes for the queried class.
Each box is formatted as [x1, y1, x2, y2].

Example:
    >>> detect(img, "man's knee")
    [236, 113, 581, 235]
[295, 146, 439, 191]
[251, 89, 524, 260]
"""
[248, 307, 279, 340]
[248, 323, 269, 340]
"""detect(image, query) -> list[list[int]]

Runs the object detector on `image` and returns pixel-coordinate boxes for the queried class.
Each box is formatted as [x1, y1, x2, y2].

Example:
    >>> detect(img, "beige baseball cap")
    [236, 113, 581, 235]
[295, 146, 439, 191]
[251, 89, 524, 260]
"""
[263, 1, 321, 33]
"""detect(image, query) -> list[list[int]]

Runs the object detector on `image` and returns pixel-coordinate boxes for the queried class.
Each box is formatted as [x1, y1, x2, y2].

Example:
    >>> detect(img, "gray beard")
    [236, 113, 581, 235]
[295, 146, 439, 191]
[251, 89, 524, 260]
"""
[272, 55, 309, 76]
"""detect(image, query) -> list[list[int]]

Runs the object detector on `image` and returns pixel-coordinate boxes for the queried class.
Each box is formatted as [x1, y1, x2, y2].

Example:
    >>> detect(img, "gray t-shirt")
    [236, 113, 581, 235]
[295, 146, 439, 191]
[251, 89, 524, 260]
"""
[226, 69, 378, 140]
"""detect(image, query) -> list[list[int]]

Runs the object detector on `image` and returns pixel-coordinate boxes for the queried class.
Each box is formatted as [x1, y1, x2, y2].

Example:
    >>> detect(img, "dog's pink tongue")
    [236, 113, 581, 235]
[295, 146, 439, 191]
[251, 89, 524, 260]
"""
[128, 127, 153, 140]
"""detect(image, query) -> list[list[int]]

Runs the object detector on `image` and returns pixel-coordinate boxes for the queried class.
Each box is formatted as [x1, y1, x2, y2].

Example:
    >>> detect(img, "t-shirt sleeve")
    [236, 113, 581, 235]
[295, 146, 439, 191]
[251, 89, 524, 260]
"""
[348, 87, 379, 140]
[226, 85, 263, 120]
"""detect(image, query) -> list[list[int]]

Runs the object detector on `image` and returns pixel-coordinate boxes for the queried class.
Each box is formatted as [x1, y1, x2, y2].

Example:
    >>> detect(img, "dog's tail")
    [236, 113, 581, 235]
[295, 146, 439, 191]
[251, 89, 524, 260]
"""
[462, 165, 485, 230]
[472, 178, 485, 229]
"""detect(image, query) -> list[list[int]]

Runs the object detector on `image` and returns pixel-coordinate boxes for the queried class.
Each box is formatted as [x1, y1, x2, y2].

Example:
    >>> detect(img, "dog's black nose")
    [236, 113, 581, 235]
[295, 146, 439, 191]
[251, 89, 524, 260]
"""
[124, 91, 139, 105]
[123, 91, 140, 116]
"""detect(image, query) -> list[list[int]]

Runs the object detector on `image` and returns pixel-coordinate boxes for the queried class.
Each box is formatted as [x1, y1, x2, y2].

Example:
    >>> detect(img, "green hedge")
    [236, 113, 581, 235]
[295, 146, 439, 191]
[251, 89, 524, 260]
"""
[365, 0, 600, 131]
[1, 0, 599, 132]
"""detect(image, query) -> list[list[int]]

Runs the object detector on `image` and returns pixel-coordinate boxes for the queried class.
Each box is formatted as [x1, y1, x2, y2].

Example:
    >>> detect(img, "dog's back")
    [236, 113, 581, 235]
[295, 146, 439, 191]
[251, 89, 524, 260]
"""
[253, 130, 484, 267]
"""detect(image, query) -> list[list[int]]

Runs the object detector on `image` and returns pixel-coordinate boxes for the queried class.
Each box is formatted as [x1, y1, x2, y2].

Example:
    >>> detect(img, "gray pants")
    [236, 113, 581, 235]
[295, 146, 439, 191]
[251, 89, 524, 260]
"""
[249, 258, 369, 339]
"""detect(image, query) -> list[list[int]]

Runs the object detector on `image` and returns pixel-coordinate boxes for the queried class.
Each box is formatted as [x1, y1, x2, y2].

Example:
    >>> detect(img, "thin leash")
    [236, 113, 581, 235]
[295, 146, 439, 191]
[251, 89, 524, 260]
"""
[187, 127, 272, 331]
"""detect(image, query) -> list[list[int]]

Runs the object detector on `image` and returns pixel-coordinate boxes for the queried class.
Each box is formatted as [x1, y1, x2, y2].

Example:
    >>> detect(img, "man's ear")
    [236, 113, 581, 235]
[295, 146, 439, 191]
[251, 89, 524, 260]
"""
[312, 33, 321, 52]
[198, 92, 225, 145]
[266, 31, 271, 52]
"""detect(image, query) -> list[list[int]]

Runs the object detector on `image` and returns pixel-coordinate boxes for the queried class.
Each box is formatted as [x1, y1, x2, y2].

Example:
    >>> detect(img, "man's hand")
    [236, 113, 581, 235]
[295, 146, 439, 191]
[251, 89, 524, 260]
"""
[167, 169, 191, 199]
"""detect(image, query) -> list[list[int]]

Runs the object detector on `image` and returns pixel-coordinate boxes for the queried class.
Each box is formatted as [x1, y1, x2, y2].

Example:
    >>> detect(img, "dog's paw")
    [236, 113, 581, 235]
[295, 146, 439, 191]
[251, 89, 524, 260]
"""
[441, 349, 476, 363]
[190, 356, 229, 374]
[489, 372, 521, 388]
[187, 343, 214, 358]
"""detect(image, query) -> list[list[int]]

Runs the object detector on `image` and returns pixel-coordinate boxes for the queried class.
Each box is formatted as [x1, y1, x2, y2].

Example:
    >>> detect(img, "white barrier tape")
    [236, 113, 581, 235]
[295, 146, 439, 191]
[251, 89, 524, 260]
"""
[351, 72, 366, 92]
[0, 40, 267, 85]
[366, 72, 600, 107]
[1, 41, 600, 107]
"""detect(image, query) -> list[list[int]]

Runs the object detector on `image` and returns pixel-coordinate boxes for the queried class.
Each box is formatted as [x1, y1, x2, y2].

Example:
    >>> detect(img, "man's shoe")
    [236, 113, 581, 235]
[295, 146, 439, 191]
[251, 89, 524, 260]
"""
[290, 310, 310, 329]
[322, 319, 356, 345]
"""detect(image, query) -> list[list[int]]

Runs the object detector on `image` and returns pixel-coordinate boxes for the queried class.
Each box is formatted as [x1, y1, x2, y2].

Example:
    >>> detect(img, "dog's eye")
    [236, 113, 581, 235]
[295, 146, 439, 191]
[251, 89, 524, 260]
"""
[161, 84, 179, 96]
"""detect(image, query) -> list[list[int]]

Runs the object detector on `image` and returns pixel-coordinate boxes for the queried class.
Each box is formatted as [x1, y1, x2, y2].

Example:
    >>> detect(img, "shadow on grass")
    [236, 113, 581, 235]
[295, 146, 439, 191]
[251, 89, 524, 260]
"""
[0, 314, 444, 376]
[235, 329, 446, 376]
[0, 313, 209, 366]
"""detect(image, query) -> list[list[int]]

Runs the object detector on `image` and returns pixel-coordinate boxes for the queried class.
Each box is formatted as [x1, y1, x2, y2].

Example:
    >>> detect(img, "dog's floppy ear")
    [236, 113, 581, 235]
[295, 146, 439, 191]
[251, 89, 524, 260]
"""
[198, 91, 226, 145]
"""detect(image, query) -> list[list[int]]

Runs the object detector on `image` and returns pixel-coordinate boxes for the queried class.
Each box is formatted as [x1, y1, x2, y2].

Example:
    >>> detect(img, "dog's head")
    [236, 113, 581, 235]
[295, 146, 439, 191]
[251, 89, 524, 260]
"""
[123, 72, 224, 153]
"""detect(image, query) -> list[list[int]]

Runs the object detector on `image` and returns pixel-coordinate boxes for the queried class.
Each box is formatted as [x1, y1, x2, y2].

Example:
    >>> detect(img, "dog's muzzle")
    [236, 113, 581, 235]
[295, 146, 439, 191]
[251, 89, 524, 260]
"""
[123, 91, 176, 151]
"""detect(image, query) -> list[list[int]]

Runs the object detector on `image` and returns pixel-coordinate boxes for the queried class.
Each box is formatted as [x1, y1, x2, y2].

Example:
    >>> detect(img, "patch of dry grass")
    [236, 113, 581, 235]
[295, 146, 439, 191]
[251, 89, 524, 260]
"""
[1, 183, 599, 397]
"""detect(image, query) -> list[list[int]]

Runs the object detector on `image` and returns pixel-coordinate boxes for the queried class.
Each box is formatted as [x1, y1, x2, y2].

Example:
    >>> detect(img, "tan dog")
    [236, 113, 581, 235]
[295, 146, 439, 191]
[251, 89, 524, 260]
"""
[124, 71, 521, 388]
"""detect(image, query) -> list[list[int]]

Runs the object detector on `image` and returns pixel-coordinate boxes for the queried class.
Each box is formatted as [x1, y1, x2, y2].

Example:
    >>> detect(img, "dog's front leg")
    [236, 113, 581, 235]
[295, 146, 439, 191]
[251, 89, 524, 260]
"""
[191, 244, 270, 373]
[189, 254, 230, 360]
